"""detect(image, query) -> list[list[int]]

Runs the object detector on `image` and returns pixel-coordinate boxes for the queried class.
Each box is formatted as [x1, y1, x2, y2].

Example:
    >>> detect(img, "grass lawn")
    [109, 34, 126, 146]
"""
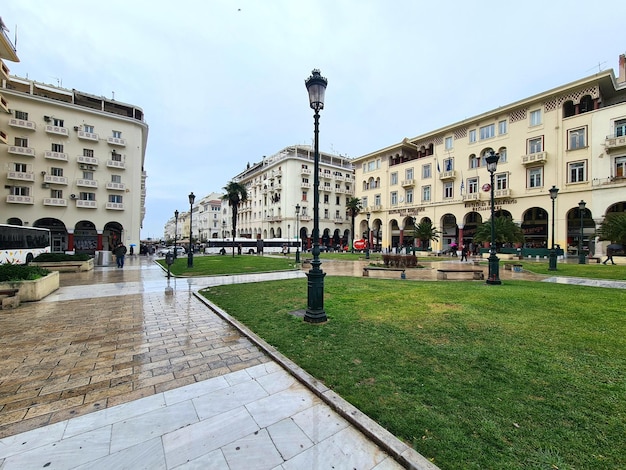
[157, 254, 296, 276]
[504, 260, 626, 280]
[200, 277, 626, 470]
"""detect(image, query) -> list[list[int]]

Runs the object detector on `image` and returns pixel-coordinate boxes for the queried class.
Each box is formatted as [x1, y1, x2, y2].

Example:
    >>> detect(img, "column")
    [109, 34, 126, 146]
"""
[67, 230, 75, 253]
[97, 231, 103, 251]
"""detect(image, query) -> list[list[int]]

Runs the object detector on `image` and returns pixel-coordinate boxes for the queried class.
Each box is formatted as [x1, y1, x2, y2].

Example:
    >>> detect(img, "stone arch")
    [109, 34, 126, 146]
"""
[521, 207, 548, 248]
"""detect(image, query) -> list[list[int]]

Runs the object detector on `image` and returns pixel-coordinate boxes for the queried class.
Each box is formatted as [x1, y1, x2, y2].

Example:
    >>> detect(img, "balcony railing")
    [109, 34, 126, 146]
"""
[0, 94, 9, 113]
[107, 136, 126, 146]
[301, 168, 312, 174]
[334, 217, 344, 223]
[106, 182, 126, 191]
[0, 130, 7, 145]
[301, 182, 311, 188]
[43, 198, 67, 207]
[76, 200, 97, 208]
[76, 179, 98, 188]
[300, 215, 312, 221]
[105, 202, 124, 210]
[107, 160, 126, 169]
[77, 130, 99, 141]
[45, 125, 70, 137]
[494, 188, 511, 198]
[9, 118, 36, 131]
[77, 156, 99, 165]
[44, 175, 68, 185]
[521, 151, 547, 165]
[605, 134, 626, 151]
[401, 179, 415, 187]
[439, 170, 457, 180]
[6, 195, 33, 204]
[463, 192, 481, 201]
[44, 151, 68, 161]
[8, 146, 35, 157]
[371, 204, 383, 212]
[7, 171, 35, 182]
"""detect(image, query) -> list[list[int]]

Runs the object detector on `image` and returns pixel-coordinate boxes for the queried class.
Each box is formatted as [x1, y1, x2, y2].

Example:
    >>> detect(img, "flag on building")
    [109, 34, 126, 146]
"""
[436, 158, 441, 173]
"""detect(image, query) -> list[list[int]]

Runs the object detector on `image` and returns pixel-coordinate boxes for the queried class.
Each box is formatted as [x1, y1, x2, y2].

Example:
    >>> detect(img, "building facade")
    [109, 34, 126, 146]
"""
[233, 145, 355, 249]
[1, 75, 148, 254]
[353, 55, 626, 258]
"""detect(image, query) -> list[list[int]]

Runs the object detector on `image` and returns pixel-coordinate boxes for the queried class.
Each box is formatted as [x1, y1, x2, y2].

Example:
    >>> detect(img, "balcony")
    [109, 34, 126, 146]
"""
[301, 182, 311, 188]
[76, 179, 98, 188]
[106, 182, 126, 191]
[44, 151, 68, 161]
[334, 217, 344, 223]
[76, 200, 97, 208]
[301, 168, 312, 175]
[439, 170, 457, 180]
[521, 151, 547, 165]
[44, 175, 68, 185]
[0, 94, 8, 113]
[494, 188, 511, 198]
[463, 192, 481, 201]
[322, 185, 332, 192]
[9, 118, 36, 131]
[300, 215, 312, 222]
[7, 171, 35, 182]
[8, 146, 36, 157]
[43, 198, 67, 207]
[77, 156, 99, 165]
[107, 159, 126, 169]
[107, 136, 126, 147]
[0, 130, 7, 145]
[401, 179, 415, 188]
[371, 204, 383, 212]
[77, 130, 99, 141]
[321, 171, 332, 179]
[105, 202, 124, 210]
[6, 195, 33, 204]
[0, 61, 9, 81]
[605, 134, 626, 152]
[45, 125, 70, 137]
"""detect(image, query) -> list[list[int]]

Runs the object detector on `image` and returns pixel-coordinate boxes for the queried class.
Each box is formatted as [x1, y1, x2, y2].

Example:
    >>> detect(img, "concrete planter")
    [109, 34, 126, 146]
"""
[0, 271, 60, 302]
[31, 258, 94, 272]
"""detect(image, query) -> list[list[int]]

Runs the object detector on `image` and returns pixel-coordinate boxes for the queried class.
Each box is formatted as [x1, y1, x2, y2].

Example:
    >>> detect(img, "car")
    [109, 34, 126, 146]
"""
[157, 246, 186, 256]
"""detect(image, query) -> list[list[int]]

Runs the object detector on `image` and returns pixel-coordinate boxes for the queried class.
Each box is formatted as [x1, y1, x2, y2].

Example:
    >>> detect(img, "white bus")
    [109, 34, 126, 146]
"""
[0, 224, 52, 264]
[204, 238, 300, 255]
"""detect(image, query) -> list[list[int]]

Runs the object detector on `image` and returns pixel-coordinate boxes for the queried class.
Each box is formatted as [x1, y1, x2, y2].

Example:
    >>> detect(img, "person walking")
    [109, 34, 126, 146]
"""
[114, 242, 127, 268]
[603, 247, 616, 265]
[460, 244, 469, 262]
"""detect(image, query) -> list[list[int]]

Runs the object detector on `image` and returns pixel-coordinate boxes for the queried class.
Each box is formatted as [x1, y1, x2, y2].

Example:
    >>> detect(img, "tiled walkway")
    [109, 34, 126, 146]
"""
[0, 257, 436, 469]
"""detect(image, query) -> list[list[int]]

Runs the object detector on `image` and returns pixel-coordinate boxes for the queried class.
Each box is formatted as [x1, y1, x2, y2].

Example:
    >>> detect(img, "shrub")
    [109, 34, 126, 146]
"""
[382, 254, 418, 267]
[33, 253, 91, 262]
[0, 264, 51, 282]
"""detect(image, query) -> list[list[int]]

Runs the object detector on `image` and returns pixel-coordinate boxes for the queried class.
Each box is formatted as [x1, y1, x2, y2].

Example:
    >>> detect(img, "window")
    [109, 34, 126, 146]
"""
[14, 110, 28, 120]
[479, 124, 495, 140]
[468, 177, 478, 194]
[302, 191, 307, 201]
[406, 168, 413, 180]
[11, 186, 29, 196]
[469, 129, 476, 143]
[15, 137, 28, 147]
[422, 164, 431, 179]
[80, 192, 96, 201]
[324, 209, 329, 219]
[111, 174, 122, 183]
[568, 161, 587, 183]
[445, 136, 453, 150]
[528, 167, 543, 188]
[51, 167, 63, 177]
[443, 158, 453, 171]
[84, 125, 94, 133]
[53, 118, 64, 127]
[390, 191, 398, 205]
[82, 171, 94, 180]
[112, 130, 122, 138]
[390, 172, 398, 185]
[109, 195, 123, 204]
[323, 194, 329, 204]
[111, 151, 122, 162]
[496, 174, 508, 190]
[334, 196, 339, 205]
[362, 196, 368, 208]
[374, 194, 381, 205]
[443, 182, 453, 199]
[367, 161, 376, 171]
[568, 127, 586, 150]
[14, 163, 27, 172]
[51, 143, 64, 153]
[469, 154, 479, 168]
[528, 137, 543, 154]
[498, 148, 508, 163]
[498, 120, 507, 135]
[302, 177, 309, 184]
[530, 109, 542, 126]
[51, 189, 63, 199]
[406, 189, 413, 204]
[421, 185, 430, 202]
[83, 148, 94, 157]
[616, 156, 626, 178]
[615, 119, 626, 137]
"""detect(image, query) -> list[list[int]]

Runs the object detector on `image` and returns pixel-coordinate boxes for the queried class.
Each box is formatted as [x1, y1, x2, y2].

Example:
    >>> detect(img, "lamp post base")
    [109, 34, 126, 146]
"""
[295, 248, 300, 263]
[548, 249, 558, 271]
[578, 254, 586, 265]
[305, 267, 327, 323]
[187, 252, 193, 268]
[486, 253, 501, 285]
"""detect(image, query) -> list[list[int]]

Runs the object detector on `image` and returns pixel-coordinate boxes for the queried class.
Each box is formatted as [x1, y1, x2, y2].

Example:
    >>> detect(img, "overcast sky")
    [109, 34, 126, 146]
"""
[4, 1, 624, 239]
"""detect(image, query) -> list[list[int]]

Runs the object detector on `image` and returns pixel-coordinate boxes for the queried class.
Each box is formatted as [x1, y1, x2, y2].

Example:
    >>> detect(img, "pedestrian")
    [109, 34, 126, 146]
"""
[460, 244, 468, 262]
[603, 247, 616, 265]
[114, 242, 127, 268]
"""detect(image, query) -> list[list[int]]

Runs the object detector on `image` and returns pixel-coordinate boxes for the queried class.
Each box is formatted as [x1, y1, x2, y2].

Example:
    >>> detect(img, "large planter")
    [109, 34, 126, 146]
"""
[0, 271, 59, 302]
[30, 258, 94, 272]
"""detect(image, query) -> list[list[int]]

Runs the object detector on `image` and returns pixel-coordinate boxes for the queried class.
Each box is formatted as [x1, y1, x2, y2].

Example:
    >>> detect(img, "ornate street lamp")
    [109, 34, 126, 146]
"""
[304, 69, 328, 323]
[365, 212, 371, 260]
[295, 204, 301, 263]
[485, 150, 501, 285]
[578, 200, 586, 264]
[173, 210, 179, 259]
[187, 192, 195, 268]
[548, 186, 559, 271]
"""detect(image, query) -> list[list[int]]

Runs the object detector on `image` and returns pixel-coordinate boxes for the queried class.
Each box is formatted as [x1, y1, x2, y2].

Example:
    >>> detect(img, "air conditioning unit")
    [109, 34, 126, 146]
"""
[70, 194, 76, 199]
[41, 183, 50, 189]
[79, 164, 88, 170]
[74, 126, 79, 131]
[43, 116, 51, 122]
[88, 165, 95, 171]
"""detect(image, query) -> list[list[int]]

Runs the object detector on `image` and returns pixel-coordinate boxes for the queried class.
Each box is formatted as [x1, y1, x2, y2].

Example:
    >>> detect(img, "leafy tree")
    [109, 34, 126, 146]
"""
[473, 217, 525, 249]
[222, 181, 248, 257]
[346, 197, 362, 252]
[413, 220, 440, 250]
[597, 213, 626, 245]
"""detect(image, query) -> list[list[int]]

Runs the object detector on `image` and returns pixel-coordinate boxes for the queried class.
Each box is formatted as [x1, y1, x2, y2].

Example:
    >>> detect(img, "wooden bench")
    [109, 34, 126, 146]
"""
[0, 289, 20, 309]
[437, 269, 484, 280]
[363, 266, 406, 278]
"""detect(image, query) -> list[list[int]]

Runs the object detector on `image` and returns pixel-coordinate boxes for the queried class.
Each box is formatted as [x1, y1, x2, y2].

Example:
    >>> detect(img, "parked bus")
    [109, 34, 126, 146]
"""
[0, 224, 52, 264]
[204, 238, 300, 255]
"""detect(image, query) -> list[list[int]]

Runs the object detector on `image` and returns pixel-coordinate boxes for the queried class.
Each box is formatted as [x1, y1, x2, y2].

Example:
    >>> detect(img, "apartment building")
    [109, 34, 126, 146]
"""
[353, 54, 626, 257]
[163, 192, 225, 244]
[232, 145, 355, 249]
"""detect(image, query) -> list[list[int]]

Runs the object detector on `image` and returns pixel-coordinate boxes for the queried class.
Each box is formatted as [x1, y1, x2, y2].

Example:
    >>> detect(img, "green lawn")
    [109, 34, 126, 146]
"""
[200, 276, 626, 470]
[157, 254, 296, 276]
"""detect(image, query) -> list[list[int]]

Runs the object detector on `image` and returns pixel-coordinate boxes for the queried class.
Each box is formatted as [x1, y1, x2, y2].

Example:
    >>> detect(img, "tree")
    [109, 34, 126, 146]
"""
[222, 181, 248, 257]
[413, 220, 440, 250]
[597, 213, 626, 245]
[346, 197, 362, 252]
[472, 216, 525, 249]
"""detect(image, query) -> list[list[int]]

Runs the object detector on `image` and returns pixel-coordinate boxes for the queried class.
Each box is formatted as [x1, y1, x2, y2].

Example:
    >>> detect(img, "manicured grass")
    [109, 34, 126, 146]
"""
[501, 260, 626, 280]
[201, 277, 626, 469]
[157, 254, 296, 276]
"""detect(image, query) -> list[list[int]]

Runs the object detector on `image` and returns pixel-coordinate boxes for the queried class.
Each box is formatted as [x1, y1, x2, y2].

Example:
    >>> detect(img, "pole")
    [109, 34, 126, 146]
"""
[188, 200, 194, 268]
[548, 187, 558, 270]
[578, 202, 586, 264]
[486, 169, 501, 285]
[295, 207, 300, 263]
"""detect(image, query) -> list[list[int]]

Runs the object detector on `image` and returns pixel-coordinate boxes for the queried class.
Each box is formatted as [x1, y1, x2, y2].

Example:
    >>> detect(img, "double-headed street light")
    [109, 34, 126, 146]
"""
[295, 204, 301, 263]
[304, 69, 328, 323]
[365, 212, 371, 260]
[187, 192, 195, 268]
[485, 150, 501, 285]
[173, 210, 179, 259]
[548, 186, 559, 271]
[578, 200, 586, 264]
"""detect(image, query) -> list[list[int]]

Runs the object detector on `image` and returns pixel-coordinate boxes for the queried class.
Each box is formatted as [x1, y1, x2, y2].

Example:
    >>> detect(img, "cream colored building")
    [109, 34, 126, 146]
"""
[233, 145, 355, 249]
[1, 75, 148, 255]
[353, 54, 626, 259]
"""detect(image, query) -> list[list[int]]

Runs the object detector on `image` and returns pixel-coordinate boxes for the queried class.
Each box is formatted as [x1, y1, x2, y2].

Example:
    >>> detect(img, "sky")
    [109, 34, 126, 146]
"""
[3, 1, 624, 239]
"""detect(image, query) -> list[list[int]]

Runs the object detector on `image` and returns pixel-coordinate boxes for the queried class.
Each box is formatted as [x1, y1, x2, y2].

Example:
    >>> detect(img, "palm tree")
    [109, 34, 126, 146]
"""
[413, 220, 440, 250]
[346, 197, 362, 252]
[597, 213, 626, 246]
[222, 181, 248, 257]
[473, 216, 525, 250]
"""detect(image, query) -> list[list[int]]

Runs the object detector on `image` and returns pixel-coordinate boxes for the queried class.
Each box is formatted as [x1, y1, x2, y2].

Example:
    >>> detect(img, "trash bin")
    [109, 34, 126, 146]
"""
[513, 264, 522, 273]
[95, 250, 112, 266]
